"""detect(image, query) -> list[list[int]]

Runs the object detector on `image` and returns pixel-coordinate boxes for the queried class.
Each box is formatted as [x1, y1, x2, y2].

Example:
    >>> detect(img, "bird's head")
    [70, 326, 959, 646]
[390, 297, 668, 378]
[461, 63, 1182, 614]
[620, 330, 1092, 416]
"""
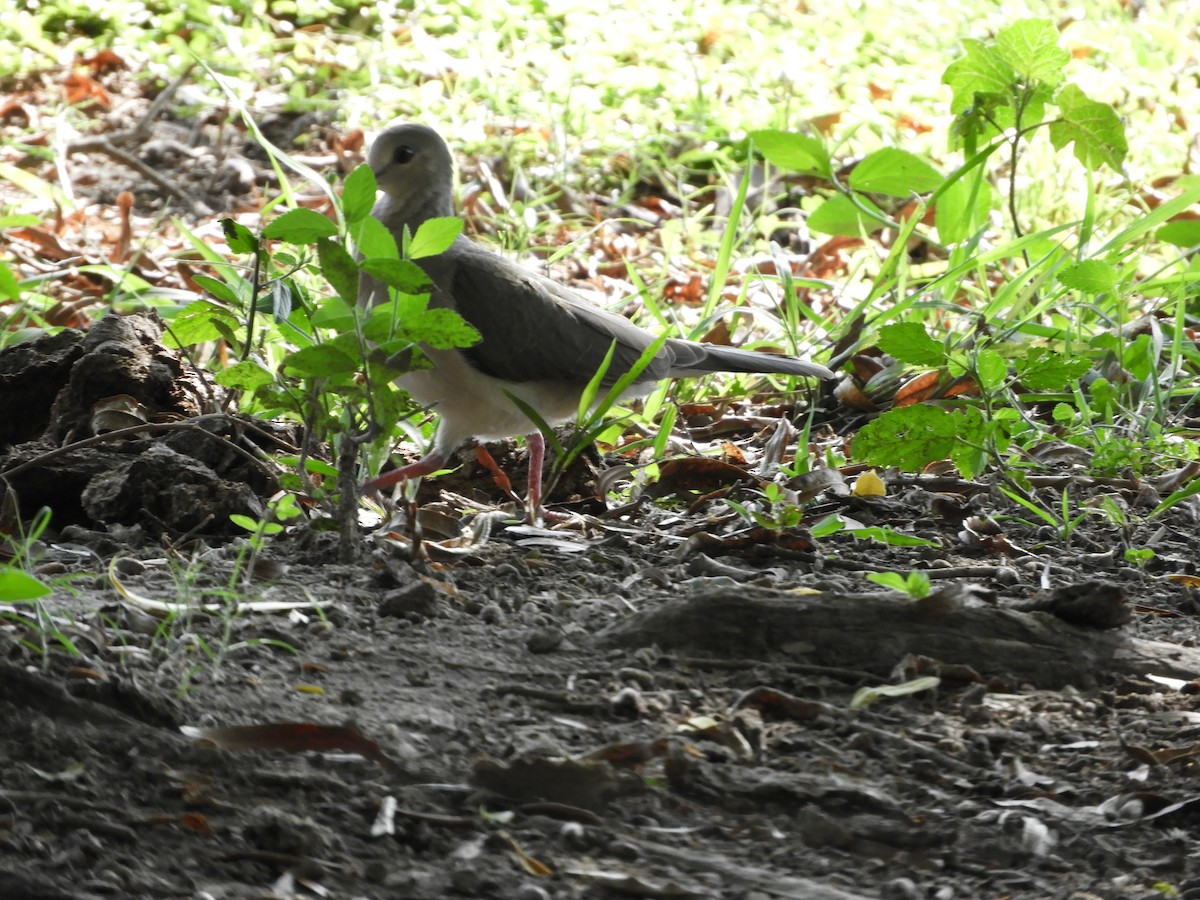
[367, 123, 455, 214]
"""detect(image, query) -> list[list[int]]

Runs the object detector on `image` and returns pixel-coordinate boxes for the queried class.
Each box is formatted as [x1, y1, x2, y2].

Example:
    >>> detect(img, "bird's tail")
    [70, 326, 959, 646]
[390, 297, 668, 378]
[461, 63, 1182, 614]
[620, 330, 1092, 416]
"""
[665, 339, 835, 380]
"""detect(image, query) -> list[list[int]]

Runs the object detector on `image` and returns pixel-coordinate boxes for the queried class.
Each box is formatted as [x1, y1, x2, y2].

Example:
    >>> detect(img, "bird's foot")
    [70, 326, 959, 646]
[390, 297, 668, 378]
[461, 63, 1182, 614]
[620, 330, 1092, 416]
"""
[474, 440, 547, 526]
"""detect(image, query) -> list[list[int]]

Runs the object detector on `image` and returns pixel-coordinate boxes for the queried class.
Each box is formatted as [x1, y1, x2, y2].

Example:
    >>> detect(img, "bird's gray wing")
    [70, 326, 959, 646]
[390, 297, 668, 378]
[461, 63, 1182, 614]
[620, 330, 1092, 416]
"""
[423, 241, 673, 388]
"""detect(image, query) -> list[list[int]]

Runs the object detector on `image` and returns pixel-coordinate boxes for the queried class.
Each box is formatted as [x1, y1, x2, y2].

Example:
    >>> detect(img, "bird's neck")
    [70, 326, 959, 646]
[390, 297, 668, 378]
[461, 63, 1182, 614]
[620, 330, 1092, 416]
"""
[373, 188, 454, 240]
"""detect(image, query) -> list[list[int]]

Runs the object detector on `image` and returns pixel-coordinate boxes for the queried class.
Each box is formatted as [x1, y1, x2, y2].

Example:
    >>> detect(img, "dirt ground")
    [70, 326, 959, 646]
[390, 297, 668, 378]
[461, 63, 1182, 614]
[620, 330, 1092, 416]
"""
[5, 66, 1200, 900]
[3, 313, 1200, 900]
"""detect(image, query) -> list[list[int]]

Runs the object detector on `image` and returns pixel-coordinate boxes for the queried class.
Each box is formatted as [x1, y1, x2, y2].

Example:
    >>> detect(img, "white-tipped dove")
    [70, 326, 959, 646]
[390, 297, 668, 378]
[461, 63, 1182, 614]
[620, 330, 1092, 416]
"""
[359, 123, 835, 509]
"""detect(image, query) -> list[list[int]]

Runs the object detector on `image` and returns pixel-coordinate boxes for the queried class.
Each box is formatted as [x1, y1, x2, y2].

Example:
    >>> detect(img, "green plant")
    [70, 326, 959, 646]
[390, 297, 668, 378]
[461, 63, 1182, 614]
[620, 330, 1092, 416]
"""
[0, 506, 82, 659]
[865, 570, 933, 599]
[229, 492, 302, 586]
[744, 17, 1200, 515]
[998, 484, 1089, 547]
[173, 162, 479, 549]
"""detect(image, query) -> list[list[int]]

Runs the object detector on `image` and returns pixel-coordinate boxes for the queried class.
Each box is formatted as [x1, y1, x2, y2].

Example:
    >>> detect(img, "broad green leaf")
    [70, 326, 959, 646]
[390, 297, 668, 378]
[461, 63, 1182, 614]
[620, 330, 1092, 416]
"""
[975, 348, 1008, 392]
[809, 515, 845, 538]
[865, 572, 913, 593]
[311, 295, 357, 330]
[164, 300, 240, 347]
[1015, 347, 1092, 391]
[749, 129, 831, 178]
[994, 18, 1069, 87]
[806, 193, 886, 236]
[1058, 260, 1118, 294]
[283, 343, 360, 377]
[0, 214, 41, 229]
[407, 217, 463, 259]
[849, 148, 943, 198]
[352, 215, 399, 260]
[359, 258, 432, 294]
[878, 322, 945, 367]
[317, 238, 359, 302]
[0, 568, 52, 601]
[341, 164, 377, 224]
[942, 38, 1015, 114]
[853, 405, 987, 473]
[1156, 220, 1200, 248]
[0, 261, 22, 301]
[365, 304, 479, 349]
[263, 208, 338, 243]
[221, 218, 259, 254]
[405, 308, 481, 349]
[214, 358, 275, 390]
[1049, 84, 1128, 171]
[191, 273, 241, 307]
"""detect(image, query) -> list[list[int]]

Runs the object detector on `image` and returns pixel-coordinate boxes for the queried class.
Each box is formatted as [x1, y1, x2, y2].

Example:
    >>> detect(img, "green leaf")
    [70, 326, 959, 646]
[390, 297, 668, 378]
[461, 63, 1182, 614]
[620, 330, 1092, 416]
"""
[934, 174, 995, 244]
[975, 348, 1008, 392]
[310, 295, 357, 330]
[407, 217, 463, 259]
[1156, 220, 1200, 248]
[1049, 84, 1128, 171]
[283, 343, 360, 377]
[365, 303, 480, 349]
[191, 273, 241, 307]
[317, 238, 359, 302]
[0, 261, 22, 301]
[806, 193, 886, 236]
[164, 300, 240, 347]
[352, 215, 400, 260]
[866, 571, 932, 598]
[405, 308, 481, 349]
[1058, 260, 1118, 294]
[263, 208, 338, 244]
[994, 18, 1069, 87]
[851, 676, 941, 710]
[847, 527, 939, 547]
[1015, 347, 1092, 391]
[942, 38, 1015, 114]
[359, 258, 432, 294]
[214, 358, 275, 390]
[0, 214, 41, 229]
[853, 405, 978, 472]
[221, 218, 259, 254]
[749, 129, 831, 178]
[865, 572, 912, 593]
[0, 568, 52, 601]
[341, 164, 377, 224]
[809, 514, 845, 538]
[849, 148, 943, 198]
[877, 322, 945, 367]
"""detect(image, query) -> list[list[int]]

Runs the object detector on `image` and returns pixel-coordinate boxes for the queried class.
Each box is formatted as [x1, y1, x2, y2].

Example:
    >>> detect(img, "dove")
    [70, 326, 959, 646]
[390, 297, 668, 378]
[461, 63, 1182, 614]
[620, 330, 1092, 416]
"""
[359, 123, 834, 513]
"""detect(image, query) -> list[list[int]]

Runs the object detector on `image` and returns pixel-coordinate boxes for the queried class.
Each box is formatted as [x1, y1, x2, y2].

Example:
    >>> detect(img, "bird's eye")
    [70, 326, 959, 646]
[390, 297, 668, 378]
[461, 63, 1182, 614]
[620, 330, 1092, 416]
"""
[393, 145, 416, 165]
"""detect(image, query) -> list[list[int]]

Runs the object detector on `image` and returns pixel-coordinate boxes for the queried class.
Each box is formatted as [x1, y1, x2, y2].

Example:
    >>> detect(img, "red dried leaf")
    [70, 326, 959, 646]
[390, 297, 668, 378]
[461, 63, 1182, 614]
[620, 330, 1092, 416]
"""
[63, 71, 111, 107]
[893, 371, 941, 406]
[81, 50, 127, 74]
[649, 457, 757, 497]
[183, 722, 401, 772]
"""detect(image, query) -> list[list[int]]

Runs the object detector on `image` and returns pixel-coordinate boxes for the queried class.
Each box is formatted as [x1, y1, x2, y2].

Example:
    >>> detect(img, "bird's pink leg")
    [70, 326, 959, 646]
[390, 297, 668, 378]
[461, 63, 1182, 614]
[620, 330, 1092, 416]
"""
[361, 453, 447, 495]
[525, 431, 546, 525]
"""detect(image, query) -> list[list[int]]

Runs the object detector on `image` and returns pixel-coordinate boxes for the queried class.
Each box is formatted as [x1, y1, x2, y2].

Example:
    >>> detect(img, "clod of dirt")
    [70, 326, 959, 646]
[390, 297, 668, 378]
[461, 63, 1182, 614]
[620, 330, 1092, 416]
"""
[0, 312, 281, 537]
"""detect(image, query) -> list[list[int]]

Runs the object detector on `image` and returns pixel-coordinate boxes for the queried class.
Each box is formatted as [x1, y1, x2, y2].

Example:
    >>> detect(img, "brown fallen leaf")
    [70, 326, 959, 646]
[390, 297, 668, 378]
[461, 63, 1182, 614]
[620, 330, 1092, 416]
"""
[181, 722, 401, 773]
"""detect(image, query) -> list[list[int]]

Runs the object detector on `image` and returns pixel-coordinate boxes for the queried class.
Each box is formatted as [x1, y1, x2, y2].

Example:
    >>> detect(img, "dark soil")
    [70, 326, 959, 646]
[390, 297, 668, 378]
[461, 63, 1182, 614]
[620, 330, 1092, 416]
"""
[4, 63, 1200, 900]
[3, 313, 1200, 900]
